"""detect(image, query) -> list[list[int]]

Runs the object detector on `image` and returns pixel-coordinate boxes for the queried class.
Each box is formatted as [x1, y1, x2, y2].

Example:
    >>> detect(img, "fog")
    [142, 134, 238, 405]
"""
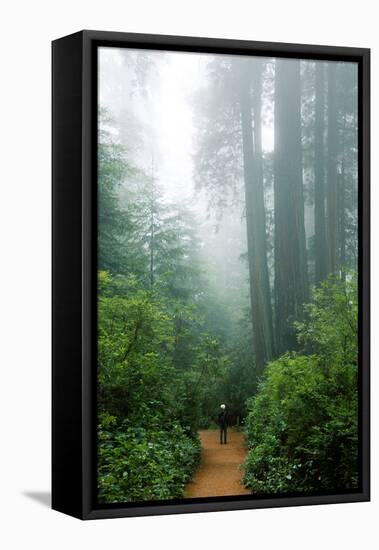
[99, 48, 203, 202]
[98, 46, 358, 369]
[99, 47, 251, 309]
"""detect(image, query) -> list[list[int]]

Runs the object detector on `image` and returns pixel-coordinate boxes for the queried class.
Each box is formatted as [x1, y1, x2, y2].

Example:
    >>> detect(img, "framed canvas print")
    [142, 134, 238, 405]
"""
[52, 30, 370, 519]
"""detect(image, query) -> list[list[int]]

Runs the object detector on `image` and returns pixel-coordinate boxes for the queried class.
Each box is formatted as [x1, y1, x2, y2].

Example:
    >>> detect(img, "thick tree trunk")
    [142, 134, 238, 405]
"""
[238, 58, 274, 375]
[326, 62, 338, 276]
[251, 60, 275, 359]
[149, 216, 154, 286]
[314, 62, 328, 285]
[149, 176, 156, 287]
[274, 59, 309, 353]
[337, 163, 346, 280]
[338, 82, 348, 280]
[338, 112, 346, 280]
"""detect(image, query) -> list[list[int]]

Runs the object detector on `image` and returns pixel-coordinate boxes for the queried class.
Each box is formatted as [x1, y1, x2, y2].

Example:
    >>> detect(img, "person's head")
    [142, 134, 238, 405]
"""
[220, 404, 226, 410]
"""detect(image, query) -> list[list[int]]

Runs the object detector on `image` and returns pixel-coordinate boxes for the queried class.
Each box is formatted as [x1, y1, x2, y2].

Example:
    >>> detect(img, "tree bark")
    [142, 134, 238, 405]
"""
[337, 76, 348, 280]
[314, 62, 328, 285]
[337, 113, 346, 281]
[337, 164, 346, 280]
[238, 58, 274, 375]
[326, 62, 338, 276]
[274, 59, 309, 353]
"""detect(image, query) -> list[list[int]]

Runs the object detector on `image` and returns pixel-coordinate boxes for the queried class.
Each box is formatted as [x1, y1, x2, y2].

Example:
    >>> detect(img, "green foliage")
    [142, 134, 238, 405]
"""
[98, 110, 139, 275]
[98, 273, 175, 420]
[97, 268, 234, 429]
[98, 416, 200, 503]
[243, 275, 358, 494]
[96, 111, 211, 502]
[295, 274, 358, 366]
[96, 55, 359, 505]
[97, 270, 204, 502]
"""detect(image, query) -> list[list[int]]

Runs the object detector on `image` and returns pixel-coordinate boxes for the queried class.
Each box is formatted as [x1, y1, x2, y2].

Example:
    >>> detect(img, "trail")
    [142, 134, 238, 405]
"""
[185, 429, 250, 498]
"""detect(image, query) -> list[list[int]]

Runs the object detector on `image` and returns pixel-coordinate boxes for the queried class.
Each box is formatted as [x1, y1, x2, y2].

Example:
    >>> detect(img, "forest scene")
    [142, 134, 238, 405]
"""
[97, 47, 359, 504]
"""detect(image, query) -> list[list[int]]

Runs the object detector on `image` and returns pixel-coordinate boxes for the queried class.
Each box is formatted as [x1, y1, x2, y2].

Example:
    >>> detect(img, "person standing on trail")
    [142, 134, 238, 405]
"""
[218, 404, 228, 444]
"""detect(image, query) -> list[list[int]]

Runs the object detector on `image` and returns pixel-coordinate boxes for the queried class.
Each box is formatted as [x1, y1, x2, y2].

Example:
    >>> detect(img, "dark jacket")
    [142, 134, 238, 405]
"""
[218, 410, 228, 428]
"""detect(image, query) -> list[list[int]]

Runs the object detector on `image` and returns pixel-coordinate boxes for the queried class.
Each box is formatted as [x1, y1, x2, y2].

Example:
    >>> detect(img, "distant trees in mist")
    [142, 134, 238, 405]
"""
[194, 54, 358, 371]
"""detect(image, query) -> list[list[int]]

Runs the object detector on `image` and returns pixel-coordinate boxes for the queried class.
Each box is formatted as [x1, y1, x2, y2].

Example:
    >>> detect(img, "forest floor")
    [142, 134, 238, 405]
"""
[185, 429, 250, 498]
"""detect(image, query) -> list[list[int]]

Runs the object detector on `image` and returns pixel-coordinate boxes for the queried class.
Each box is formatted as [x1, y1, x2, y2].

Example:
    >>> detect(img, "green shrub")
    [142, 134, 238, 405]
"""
[98, 415, 201, 503]
[243, 275, 358, 494]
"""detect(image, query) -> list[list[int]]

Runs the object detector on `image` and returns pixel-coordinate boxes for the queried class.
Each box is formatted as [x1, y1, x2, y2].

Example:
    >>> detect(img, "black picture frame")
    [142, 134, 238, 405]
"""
[52, 30, 370, 520]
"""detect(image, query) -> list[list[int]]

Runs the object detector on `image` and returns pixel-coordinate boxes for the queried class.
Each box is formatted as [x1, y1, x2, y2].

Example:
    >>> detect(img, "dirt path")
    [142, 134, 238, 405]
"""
[185, 429, 250, 498]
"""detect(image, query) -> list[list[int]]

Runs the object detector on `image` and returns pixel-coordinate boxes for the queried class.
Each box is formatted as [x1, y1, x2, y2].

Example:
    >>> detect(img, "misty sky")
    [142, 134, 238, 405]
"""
[99, 47, 202, 204]
[98, 47, 356, 300]
[98, 47, 276, 206]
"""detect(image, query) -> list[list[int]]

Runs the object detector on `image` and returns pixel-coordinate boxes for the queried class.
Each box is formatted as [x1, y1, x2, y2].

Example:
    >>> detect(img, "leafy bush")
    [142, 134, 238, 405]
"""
[98, 415, 201, 503]
[97, 269, 207, 503]
[243, 275, 358, 494]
